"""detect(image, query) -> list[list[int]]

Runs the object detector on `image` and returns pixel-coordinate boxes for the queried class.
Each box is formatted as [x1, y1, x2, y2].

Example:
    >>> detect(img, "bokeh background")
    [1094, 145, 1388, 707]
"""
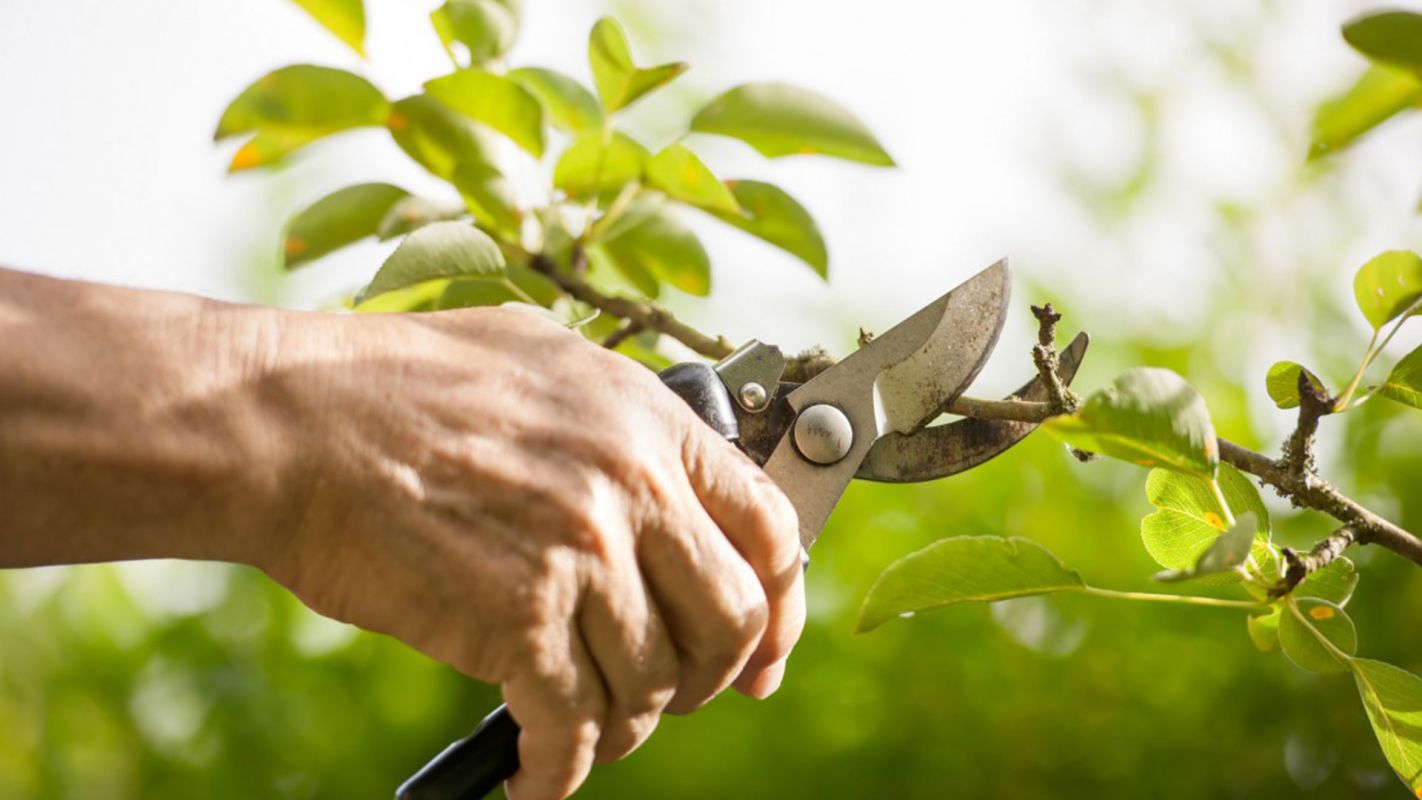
[3, 0, 1422, 797]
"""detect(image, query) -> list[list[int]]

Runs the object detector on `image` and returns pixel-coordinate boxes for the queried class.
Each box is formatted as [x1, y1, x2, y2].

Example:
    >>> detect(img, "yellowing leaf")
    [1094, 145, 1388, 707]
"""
[645, 144, 739, 215]
[424, 69, 546, 157]
[588, 17, 686, 112]
[1043, 367, 1219, 479]
[1353, 250, 1422, 330]
[691, 82, 894, 166]
[857, 536, 1084, 633]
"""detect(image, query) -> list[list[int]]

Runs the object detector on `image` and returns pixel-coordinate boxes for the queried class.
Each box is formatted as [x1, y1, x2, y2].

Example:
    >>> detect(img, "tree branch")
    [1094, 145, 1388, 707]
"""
[522, 257, 1422, 572]
[530, 254, 735, 360]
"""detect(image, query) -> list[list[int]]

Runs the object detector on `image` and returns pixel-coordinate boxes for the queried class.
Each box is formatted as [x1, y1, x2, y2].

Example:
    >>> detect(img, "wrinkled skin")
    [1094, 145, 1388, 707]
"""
[0, 269, 807, 800]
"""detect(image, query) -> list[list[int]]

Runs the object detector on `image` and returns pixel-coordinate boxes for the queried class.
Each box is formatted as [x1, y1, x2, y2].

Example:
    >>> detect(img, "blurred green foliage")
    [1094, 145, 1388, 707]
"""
[4, 326, 1419, 798]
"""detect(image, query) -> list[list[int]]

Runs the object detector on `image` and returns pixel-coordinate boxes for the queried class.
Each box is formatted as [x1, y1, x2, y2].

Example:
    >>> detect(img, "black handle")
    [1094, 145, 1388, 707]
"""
[396, 704, 519, 800]
[395, 364, 739, 800]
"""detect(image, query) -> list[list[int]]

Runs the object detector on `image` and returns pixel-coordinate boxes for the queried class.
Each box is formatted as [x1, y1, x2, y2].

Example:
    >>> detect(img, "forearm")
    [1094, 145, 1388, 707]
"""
[0, 267, 292, 568]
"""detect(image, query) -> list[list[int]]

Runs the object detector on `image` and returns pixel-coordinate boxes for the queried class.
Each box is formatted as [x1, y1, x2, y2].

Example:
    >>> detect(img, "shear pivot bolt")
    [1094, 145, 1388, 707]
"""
[738, 381, 768, 411]
[793, 404, 853, 465]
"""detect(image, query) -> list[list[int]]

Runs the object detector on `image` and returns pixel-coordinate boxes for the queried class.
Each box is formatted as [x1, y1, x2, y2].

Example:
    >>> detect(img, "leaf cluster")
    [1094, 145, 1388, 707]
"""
[219, 1, 893, 362]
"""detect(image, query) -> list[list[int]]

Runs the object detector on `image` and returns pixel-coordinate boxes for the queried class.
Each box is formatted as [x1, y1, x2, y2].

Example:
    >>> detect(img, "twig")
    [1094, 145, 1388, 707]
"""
[942, 392, 1422, 569]
[1271, 526, 1357, 598]
[1030, 304, 1080, 413]
[601, 320, 644, 350]
[529, 254, 735, 360]
[1028, 303, 1093, 462]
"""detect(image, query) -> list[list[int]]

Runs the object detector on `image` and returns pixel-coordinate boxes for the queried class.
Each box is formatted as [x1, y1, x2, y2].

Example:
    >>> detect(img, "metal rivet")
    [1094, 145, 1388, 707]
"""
[793, 404, 853, 465]
[738, 381, 768, 411]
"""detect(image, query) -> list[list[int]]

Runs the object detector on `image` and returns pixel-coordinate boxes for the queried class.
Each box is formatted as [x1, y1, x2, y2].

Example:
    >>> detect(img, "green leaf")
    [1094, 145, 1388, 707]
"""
[553, 130, 650, 197]
[507, 67, 603, 133]
[1152, 511, 1263, 584]
[1265, 361, 1327, 409]
[430, 0, 517, 65]
[288, 0, 366, 57]
[358, 221, 505, 303]
[710, 180, 828, 278]
[215, 66, 389, 169]
[1280, 598, 1357, 674]
[281, 183, 410, 270]
[386, 94, 499, 181]
[352, 279, 450, 313]
[646, 144, 740, 215]
[690, 82, 894, 166]
[1344, 10, 1422, 72]
[587, 17, 687, 112]
[856, 536, 1084, 634]
[1381, 345, 1422, 410]
[1296, 557, 1360, 607]
[1350, 658, 1422, 796]
[435, 265, 559, 310]
[1354, 250, 1422, 330]
[451, 162, 519, 236]
[424, 69, 545, 157]
[596, 211, 710, 297]
[375, 196, 467, 241]
[1140, 463, 1270, 573]
[1310, 66, 1422, 160]
[1042, 367, 1219, 478]
[1247, 607, 1282, 653]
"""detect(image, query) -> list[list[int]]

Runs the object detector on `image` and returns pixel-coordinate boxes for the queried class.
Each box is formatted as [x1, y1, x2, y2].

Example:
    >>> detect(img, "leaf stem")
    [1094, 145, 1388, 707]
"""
[1207, 477, 1237, 528]
[1335, 328, 1380, 411]
[1081, 586, 1267, 610]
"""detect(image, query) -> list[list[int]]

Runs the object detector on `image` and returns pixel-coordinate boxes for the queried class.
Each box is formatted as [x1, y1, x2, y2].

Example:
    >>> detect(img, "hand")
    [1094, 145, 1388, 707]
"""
[259, 306, 807, 800]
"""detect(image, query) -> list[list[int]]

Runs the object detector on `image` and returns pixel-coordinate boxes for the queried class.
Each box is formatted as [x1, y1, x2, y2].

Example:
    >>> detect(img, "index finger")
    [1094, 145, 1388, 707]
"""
[681, 431, 807, 698]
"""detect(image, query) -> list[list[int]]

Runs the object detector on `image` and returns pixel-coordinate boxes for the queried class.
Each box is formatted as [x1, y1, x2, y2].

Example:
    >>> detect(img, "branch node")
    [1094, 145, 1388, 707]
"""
[1279, 370, 1333, 478]
[1270, 526, 1357, 598]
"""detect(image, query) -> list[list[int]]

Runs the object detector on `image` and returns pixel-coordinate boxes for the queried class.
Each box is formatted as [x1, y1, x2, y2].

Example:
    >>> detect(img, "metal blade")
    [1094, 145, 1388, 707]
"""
[759, 259, 1013, 548]
[856, 331, 1089, 482]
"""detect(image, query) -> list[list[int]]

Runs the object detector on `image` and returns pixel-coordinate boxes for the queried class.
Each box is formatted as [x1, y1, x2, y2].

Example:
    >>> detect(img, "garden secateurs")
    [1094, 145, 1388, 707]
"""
[397, 258, 1090, 799]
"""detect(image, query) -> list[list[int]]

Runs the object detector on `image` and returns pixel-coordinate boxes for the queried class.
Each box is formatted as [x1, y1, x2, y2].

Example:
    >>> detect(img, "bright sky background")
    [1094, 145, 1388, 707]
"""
[2, 0, 1419, 400]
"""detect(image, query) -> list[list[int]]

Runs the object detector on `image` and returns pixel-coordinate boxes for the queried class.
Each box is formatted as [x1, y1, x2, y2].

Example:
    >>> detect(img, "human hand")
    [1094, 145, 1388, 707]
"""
[258, 306, 806, 800]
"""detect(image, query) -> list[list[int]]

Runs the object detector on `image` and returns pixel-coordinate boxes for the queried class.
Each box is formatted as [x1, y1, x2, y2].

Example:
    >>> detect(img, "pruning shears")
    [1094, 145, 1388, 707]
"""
[397, 259, 1089, 799]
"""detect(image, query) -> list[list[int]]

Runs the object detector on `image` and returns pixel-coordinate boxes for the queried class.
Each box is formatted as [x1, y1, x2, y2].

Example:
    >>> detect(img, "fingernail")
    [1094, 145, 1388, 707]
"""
[799, 546, 811, 572]
[749, 659, 786, 699]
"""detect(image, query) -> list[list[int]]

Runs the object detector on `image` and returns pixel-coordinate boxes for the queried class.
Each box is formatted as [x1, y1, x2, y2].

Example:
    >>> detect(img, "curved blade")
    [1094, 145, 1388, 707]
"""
[856, 331, 1089, 483]
[761, 259, 1012, 548]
